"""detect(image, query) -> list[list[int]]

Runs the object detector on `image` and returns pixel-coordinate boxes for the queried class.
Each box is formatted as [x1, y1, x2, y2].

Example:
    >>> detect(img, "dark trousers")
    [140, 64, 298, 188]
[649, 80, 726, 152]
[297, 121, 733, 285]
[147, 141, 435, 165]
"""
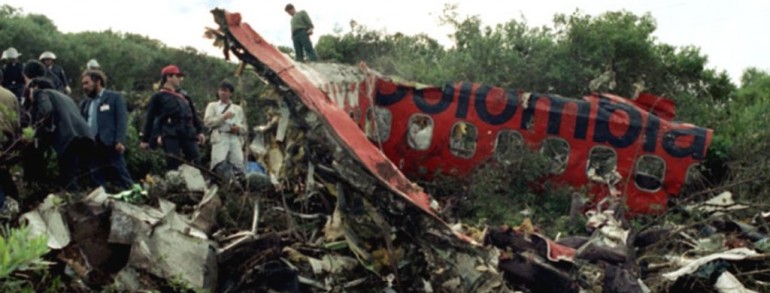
[59, 138, 95, 192]
[292, 29, 318, 62]
[6, 84, 24, 99]
[91, 141, 134, 189]
[22, 143, 48, 184]
[162, 135, 200, 170]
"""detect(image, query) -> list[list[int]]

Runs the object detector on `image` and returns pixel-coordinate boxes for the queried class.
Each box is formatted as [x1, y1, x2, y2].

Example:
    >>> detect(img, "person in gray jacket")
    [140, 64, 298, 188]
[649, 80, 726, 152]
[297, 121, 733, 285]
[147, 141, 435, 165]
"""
[79, 69, 133, 189]
[25, 68, 94, 191]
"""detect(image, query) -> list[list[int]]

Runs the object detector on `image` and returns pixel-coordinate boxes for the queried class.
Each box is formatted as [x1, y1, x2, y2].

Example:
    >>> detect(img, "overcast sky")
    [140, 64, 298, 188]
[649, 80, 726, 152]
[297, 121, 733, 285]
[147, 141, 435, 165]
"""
[5, 0, 769, 85]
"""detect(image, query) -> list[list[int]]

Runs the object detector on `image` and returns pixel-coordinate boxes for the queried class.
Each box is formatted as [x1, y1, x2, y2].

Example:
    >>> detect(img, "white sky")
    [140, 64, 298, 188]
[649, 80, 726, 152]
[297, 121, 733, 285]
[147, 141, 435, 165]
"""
[5, 0, 769, 85]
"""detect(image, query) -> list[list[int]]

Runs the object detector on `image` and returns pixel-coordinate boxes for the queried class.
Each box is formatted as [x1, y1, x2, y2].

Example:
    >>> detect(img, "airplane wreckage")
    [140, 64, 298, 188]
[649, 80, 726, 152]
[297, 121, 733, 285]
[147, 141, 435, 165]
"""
[209, 10, 712, 216]
[11, 8, 770, 293]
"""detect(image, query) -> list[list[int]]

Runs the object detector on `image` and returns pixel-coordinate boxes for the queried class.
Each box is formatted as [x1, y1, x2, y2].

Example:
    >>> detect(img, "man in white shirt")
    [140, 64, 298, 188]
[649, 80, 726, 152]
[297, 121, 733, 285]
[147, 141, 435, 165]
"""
[204, 81, 247, 170]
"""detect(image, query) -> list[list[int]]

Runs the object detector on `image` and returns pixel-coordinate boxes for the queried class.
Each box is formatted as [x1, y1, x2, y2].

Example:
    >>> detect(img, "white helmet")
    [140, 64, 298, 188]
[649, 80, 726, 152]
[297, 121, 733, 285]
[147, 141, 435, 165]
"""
[2, 47, 21, 60]
[39, 51, 56, 60]
[86, 59, 101, 69]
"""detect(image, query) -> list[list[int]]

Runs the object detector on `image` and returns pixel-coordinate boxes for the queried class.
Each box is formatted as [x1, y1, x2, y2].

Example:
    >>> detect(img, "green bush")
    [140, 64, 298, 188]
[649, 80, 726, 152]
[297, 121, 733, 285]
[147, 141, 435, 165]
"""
[0, 225, 50, 292]
[427, 145, 580, 235]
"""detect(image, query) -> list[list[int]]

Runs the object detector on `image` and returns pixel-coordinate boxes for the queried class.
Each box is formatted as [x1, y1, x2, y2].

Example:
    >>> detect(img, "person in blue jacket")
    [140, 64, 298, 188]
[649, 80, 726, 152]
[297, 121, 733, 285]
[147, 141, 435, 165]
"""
[79, 69, 134, 189]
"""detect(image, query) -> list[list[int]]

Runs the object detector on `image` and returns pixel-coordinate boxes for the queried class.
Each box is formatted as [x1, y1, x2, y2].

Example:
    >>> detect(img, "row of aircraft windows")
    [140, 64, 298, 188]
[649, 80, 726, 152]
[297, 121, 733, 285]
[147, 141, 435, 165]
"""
[363, 107, 672, 192]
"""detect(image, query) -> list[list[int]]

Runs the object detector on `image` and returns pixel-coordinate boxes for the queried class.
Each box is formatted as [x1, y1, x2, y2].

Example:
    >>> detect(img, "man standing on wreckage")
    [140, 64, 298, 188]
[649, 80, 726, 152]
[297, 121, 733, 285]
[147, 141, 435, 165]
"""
[285, 3, 318, 62]
[139, 65, 206, 170]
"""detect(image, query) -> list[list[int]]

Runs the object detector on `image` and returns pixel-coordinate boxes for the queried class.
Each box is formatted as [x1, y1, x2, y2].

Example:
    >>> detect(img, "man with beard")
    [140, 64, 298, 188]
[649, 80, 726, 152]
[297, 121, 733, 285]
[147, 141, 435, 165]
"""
[139, 65, 205, 170]
[79, 69, 133, 190]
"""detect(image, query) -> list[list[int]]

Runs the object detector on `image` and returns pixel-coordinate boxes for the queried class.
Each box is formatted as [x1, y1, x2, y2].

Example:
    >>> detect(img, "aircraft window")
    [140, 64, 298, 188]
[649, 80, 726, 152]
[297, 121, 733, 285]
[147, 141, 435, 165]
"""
[682, 163, 706, 194]
[634, 155, 666, 192]
[494, 130, 524, 164]
[587, 147, 620, 184]
[450, 121, 478, 158]
[540, 138, 570, 174]
[365, 106, 392, 143]
[407, 114, 433, 150]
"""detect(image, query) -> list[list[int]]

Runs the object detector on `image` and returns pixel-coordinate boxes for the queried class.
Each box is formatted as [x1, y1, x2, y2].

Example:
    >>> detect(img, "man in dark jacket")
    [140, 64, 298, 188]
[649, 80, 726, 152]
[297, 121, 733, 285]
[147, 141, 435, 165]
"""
[39, 51, 71, 94]
[1, 47, 25, 99]
[26, 74, 94, 191]
[19, 60, 50, 186]
[80, 69, 133, 189]
[139, 65, 205, 170]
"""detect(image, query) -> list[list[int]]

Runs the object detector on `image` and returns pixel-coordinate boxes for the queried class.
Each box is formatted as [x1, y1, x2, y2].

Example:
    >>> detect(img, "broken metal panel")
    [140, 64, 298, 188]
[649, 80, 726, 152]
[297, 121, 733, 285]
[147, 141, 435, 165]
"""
[113, 267, 145, 292]
[64, 200, 130, 278]
[365, 106, 392, 143]
[189, 185, 222, 234]
[80, 189, 218, 289]
[176, 164, 207, 193]
[714, 271, 758, 293]
[685, 191, 750, 216]
[108, 199, 174, 245]
[276, 99, 290, 142]
[298, 62, 368, 111]
[109, 202, 156, 245]
[661, 248, 759, 281]
[127, 221, 218, 290]
[20, 194, 71, 249]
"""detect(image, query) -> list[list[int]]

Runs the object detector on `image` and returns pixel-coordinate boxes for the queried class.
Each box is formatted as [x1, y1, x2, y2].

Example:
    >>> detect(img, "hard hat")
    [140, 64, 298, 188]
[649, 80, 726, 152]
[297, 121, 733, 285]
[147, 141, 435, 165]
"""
[2, 47, 21, 60]
[86, 59, 101, 69]
[161, 64, 185, 76]
[39, 51, 56, 60]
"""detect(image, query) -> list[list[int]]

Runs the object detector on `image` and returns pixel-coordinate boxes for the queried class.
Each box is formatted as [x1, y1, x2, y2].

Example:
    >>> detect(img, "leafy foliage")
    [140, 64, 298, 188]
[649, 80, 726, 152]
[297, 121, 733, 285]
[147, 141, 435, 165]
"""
[0, 4, 235, 104]
[427, 146, 582, 236]
[715, 69, 770, 199]
[316, 6, 734, 101]
[0, 225, 50, 292]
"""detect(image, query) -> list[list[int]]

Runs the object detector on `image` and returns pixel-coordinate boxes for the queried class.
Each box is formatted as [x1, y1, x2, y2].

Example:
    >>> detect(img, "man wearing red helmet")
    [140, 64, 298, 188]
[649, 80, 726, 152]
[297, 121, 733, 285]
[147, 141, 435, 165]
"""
[139, 65, 205, 170]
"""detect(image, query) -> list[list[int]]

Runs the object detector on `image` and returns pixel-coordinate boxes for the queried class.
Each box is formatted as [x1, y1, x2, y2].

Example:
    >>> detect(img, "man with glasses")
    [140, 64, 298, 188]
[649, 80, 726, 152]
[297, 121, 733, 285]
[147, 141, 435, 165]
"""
[139, 65, 205, 170]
